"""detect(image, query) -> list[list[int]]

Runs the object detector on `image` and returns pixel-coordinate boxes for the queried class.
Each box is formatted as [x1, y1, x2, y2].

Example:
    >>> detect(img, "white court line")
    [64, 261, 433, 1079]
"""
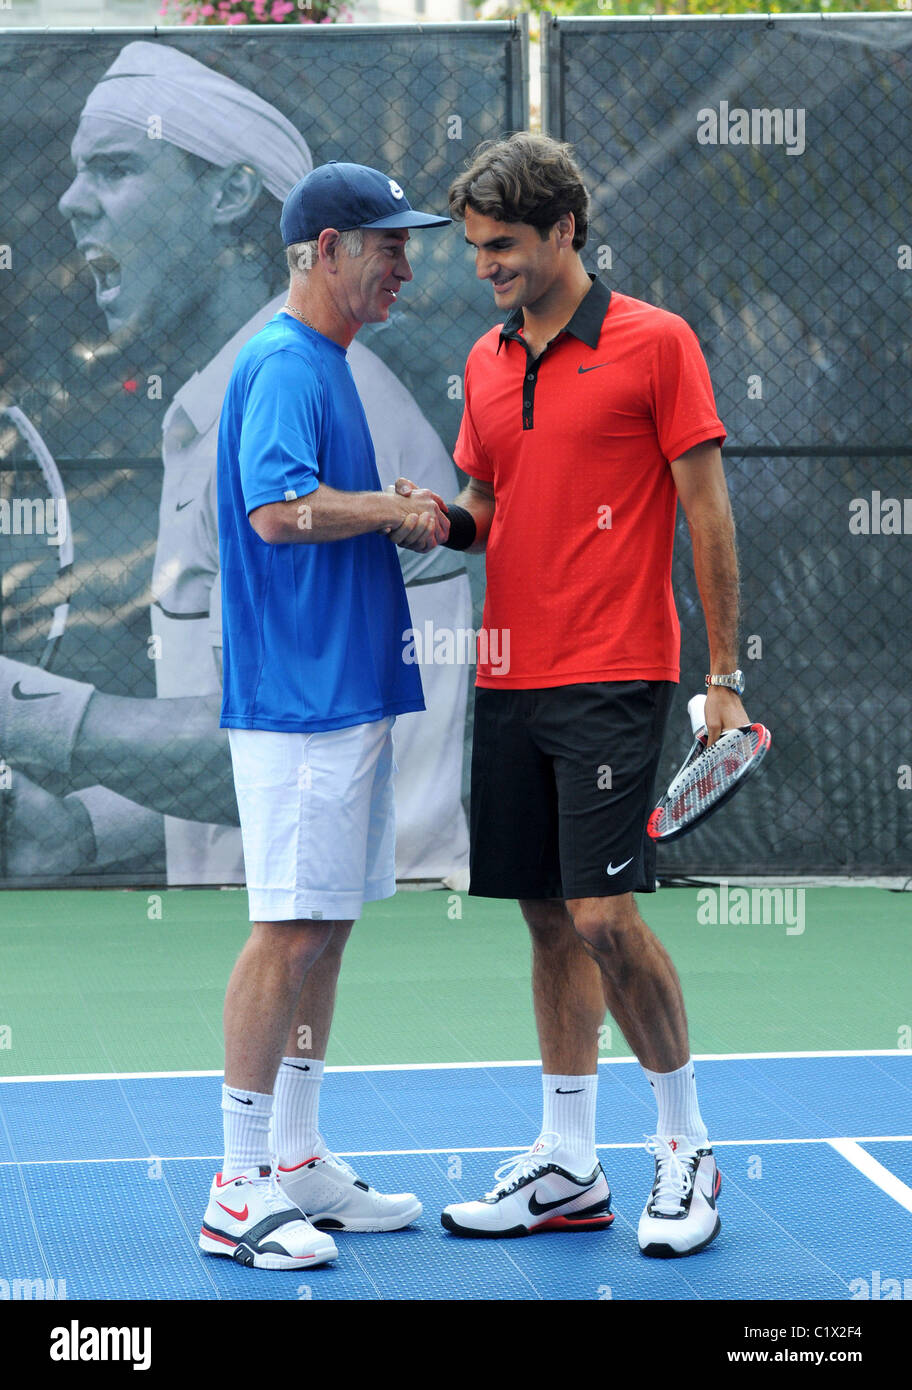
[828, 1138, 912, 1215]
[1, 1135, 911, 1167]
[1, 1048, 910, 1085]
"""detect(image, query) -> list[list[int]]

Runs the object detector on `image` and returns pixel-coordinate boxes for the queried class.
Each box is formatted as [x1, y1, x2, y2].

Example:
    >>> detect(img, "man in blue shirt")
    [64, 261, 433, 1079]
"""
[201, 164, 452, 1271]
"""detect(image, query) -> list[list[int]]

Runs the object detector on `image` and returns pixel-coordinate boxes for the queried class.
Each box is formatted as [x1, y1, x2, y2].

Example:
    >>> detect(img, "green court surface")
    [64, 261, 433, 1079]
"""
[0, 886, 907, 1077]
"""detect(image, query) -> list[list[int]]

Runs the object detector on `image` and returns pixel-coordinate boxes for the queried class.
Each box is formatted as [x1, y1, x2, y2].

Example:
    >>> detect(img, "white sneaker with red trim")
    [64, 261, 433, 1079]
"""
[637, 1136, 722, 1258]
[199, 1165, 338, 1269]
[277, 1150, 422, 1232]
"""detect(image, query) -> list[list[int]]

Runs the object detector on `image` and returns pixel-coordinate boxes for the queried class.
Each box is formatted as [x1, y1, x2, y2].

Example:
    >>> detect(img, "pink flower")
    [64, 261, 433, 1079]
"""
[227, 10, 249, 19]
[200, 2, 215, 12]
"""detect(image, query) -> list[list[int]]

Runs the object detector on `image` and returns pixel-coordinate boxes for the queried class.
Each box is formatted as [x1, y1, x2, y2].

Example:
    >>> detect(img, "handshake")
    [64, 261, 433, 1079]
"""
[381, 476, 451, 554]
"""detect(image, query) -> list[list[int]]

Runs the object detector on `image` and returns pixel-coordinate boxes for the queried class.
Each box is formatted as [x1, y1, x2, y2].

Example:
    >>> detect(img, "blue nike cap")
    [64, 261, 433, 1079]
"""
[281, 161, 451, 246]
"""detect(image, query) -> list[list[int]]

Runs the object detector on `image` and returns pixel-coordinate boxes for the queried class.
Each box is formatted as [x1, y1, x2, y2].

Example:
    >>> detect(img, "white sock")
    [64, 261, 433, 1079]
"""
[221, 1084, 272, 1178]
[641, 1060, 709, 1145]
[540, 1073, 598, 1176]
[272, 1057, 326, 1166]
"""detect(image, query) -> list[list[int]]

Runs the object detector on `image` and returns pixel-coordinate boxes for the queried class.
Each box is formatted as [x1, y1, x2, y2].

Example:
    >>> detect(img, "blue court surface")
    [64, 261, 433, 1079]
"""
[1, 1053, 911, 1301]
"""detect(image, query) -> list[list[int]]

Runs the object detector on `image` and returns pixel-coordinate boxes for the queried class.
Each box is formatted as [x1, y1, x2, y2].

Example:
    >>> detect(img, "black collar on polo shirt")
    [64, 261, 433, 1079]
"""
[497, 273, 611, 354]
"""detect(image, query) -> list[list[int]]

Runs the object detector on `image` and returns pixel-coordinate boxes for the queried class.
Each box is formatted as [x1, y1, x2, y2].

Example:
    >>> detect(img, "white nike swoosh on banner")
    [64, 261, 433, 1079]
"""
[605, 858, 634, 875]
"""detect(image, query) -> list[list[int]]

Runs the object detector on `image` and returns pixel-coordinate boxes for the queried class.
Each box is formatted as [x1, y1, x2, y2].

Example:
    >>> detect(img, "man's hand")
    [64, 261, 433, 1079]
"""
[391, 476, 448, 510]
[2, 770, 95, 877]
[0, 655, 95, 776]
[704, 685, 749, 746]
[383, 478, 450, 551]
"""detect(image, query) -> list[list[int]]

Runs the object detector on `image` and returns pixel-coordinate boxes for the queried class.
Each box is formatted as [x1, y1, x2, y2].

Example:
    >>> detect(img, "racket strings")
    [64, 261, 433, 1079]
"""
[665, 729, 759, 828]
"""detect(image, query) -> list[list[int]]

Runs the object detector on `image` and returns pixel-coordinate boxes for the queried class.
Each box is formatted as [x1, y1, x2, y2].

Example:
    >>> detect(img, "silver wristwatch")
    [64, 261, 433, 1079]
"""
[705, 670, 745, 696]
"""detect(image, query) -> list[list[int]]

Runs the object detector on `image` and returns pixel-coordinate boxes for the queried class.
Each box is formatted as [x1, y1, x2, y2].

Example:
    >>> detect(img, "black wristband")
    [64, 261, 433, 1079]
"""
[442, 503, 477, 551]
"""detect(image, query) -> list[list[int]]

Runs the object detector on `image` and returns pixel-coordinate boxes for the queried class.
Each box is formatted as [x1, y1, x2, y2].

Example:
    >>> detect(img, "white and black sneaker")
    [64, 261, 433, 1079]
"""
[277, 1150, 422, 1232]
[637, 1136, 721, 1258]
[441, 1135, 614, 1239]
[200, 1165, 338, 1269]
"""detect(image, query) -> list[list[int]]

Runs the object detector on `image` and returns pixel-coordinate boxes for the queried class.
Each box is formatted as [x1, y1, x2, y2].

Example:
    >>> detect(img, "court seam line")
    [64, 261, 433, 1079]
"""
[2, 1048, 910, 1084]
[827, 1138, 912, 1214]
[3, 1136, 911, 1165]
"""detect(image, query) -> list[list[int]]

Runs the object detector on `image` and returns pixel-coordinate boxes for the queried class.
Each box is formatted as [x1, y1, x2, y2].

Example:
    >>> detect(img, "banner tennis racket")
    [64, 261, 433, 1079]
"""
[647, 694, 771, 843]
[0, 405, 73, 671]
[0, 406, 73, 879]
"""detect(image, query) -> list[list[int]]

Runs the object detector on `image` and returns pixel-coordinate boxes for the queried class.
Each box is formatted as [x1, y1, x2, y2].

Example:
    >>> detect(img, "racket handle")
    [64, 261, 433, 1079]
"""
[687, 693, 707, 736]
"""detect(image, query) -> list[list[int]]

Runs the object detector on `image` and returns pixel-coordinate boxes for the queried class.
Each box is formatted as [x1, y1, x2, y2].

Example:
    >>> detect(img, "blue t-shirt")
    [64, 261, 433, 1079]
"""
[217, 313, 424, 732]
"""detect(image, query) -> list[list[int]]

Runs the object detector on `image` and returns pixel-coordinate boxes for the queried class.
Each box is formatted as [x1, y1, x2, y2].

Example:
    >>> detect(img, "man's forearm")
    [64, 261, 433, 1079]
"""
[250, 483, 436, 545]
[70, 691, 239, 825]
[688, 510, 740, 671]
[453, 482, 495, 554]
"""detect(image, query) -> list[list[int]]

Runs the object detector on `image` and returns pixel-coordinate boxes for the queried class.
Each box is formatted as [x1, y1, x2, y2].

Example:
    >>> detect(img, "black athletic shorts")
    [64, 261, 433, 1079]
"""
[468, 680, 675, 901]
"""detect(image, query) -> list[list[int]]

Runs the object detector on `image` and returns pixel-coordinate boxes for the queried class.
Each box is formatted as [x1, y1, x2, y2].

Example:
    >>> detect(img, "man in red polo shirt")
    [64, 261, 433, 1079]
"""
[398, 133, 747, 1258]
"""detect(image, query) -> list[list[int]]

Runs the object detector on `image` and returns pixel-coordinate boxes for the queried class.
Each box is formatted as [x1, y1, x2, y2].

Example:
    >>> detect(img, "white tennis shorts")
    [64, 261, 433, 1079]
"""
[228, 717, 396, 922]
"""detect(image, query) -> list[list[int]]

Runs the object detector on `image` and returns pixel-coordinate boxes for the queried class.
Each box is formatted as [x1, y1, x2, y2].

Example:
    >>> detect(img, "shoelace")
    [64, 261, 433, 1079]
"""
[245, 1172, 301, 1215]
[644, 1136, 697, 1216]
[320, 1148, 359, 1181]
[486, 1132, 561, 1199]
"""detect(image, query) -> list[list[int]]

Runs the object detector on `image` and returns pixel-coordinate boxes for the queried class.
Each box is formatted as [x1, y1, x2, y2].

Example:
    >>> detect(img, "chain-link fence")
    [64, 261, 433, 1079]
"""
[0, 22, 524, 886]
[543, 13, 912, 876]
[2, 17, 910, 886]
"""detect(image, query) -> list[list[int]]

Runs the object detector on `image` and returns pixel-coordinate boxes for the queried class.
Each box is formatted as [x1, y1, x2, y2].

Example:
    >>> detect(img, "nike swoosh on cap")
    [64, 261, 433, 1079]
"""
[11, 683, 58, 701]
[606, 857, 633, 875]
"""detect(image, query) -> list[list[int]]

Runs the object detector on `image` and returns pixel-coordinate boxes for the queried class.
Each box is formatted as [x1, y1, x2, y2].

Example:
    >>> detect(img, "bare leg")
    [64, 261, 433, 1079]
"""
[564, 893, 690, 1073]
[224, 919, 337, 1093]
[519, 898, 606, 1073]
[283, 921, 353, 1062]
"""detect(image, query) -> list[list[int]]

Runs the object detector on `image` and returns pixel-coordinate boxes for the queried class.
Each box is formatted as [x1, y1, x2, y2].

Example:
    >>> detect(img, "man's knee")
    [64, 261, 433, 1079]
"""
[564, 895, 639, 957]
[519, 897, 573, 944]
[250, 919, 336, 974]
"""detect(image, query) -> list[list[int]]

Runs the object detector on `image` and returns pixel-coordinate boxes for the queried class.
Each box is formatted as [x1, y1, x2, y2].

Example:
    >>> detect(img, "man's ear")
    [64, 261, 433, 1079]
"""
[210, 162, 263, 228]
[317, 227, 344, 273]
[554, 212, 576, 249]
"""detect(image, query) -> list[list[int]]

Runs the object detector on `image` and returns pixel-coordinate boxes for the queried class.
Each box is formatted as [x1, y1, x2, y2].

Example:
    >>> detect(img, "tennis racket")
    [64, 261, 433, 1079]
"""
[646, 693, 771, 843]
[0, 406, 73, 879]
[0, 405, 73, 671]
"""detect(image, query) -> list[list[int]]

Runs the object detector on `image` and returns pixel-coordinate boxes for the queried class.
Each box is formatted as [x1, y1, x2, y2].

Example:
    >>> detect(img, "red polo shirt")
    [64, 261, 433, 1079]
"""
[454, 279, 726, 689]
